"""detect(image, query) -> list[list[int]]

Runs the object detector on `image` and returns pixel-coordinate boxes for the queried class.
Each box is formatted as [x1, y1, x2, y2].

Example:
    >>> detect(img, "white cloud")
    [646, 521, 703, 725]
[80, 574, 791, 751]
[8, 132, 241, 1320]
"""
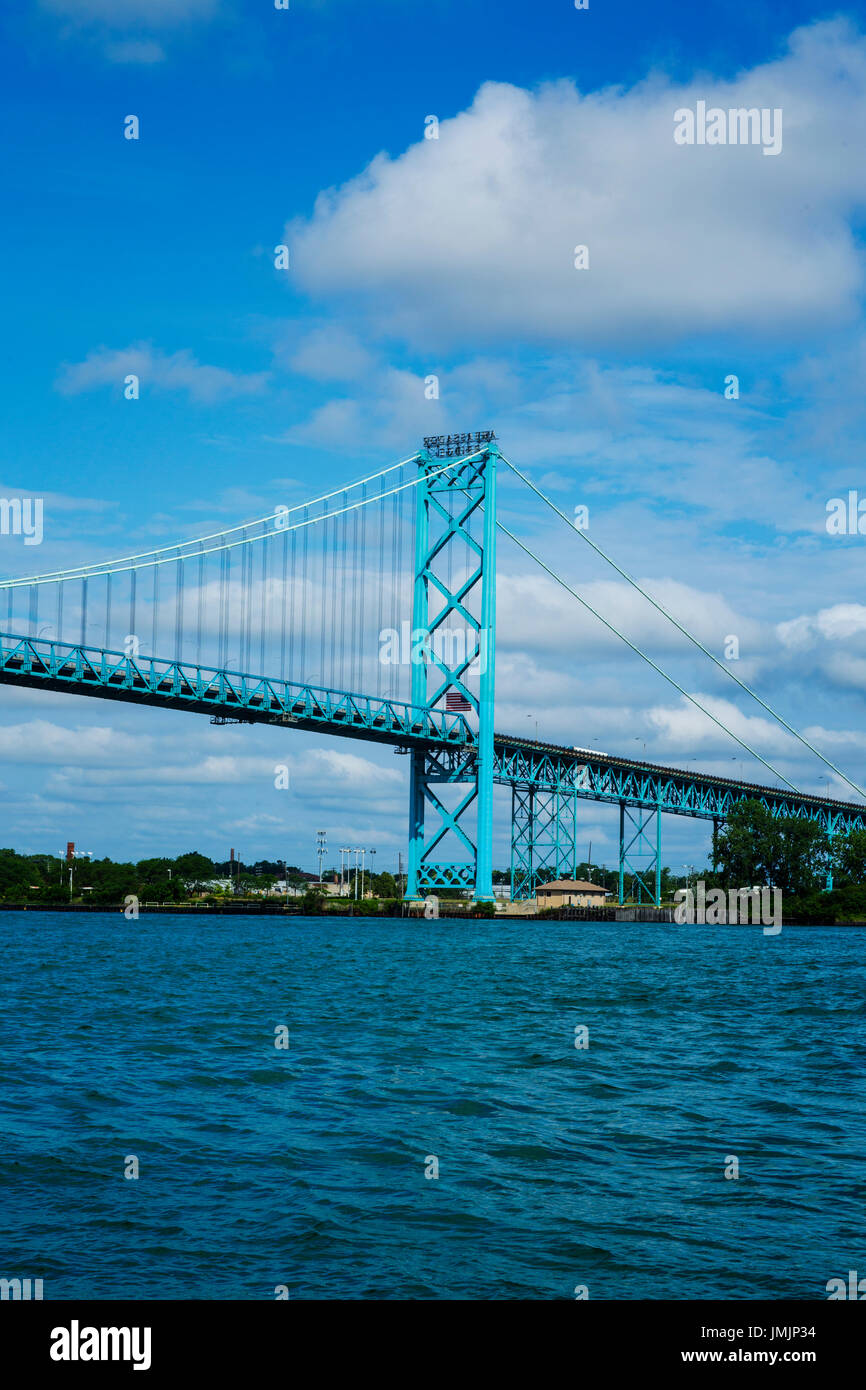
[777, 602, 866, 648]
[824, 652, 866, 694]
[497, 569, 763, 659]
[288, 20, 866, 348]
[280, 326, 376, 383]
[53, 754, 285, 787]
[305, 747, 402, 789]
[647, 694, 797, 758]
[56, 344, 269, 404]
[0, 720, 147, 763]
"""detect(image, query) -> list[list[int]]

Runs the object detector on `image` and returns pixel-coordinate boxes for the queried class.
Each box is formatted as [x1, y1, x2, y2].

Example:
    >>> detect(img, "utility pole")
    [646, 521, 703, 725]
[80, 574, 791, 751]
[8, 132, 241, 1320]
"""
[316, 830, 327, 884]
[368, 848, 376, 896]
[353, 847, 361, 900]
[64, 848, 92, 899]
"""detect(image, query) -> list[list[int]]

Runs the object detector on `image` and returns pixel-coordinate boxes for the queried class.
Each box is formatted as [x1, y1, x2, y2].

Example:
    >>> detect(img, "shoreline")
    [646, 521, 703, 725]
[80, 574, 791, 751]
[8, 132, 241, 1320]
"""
[1, 902, 863, 924]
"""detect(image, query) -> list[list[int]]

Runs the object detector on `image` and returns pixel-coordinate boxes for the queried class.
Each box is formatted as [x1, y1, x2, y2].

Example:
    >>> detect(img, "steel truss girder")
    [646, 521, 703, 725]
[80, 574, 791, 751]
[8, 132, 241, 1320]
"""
[0, 633, 471, 750]
[511, 786, 578, 900]
[492, 744, 866, 838]
[5, 633, 865, 865]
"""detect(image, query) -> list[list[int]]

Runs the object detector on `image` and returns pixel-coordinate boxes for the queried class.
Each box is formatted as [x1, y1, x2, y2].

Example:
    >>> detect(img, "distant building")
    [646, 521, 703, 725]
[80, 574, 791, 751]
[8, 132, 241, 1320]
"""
[535, 879, 611, 908]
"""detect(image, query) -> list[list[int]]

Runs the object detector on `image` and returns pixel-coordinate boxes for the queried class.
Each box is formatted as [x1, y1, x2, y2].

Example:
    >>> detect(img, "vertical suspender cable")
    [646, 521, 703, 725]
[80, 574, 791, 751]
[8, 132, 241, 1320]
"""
[301, 507, 309, 681]
[225, 546, 233, 668]
[218, 546, 226, 668]
[351, 504, 359, 690]
[320, 500, 328, 686]
[338, 491, 348, 690]
[329, 506, 337, 688]
[260, 531, 268, 674]
[197, 545, 204, 666]
[245, 537, 253, 670]
[404, 482, 413, 705]
[151, 565, 159, 655]
[222, 544, 231, 669]
[389, 490, 398, 700]
[377, 478, 385, 697]
[175, 555, 184, 661]
[281, 528, 289, 681]
[240, 530, 248, 669]
[359, 483, 367, 695]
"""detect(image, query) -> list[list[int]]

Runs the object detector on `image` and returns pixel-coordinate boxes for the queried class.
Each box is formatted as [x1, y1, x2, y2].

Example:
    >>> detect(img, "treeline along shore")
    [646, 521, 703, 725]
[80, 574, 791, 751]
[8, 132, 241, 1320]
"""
[4, 800, 866, 922]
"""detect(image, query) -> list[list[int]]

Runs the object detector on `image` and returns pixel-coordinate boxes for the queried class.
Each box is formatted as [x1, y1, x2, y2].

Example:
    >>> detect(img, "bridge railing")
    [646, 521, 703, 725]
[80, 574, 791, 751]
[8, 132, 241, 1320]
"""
[0, 632, 475, 749]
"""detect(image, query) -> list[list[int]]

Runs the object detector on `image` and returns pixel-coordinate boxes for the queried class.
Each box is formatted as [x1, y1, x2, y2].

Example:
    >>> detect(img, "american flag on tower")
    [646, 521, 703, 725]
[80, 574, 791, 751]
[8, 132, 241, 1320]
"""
[445, 690, 472, 712]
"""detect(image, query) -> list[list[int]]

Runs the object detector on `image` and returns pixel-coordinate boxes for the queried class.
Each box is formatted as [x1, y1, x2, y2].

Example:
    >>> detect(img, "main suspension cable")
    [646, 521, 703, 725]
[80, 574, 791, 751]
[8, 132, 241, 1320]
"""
[502, 454, 866, 802]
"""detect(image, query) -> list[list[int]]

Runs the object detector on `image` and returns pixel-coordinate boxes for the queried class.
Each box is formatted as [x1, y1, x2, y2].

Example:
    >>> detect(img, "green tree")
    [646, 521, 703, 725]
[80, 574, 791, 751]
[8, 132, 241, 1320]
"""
[173, 852, 216, 884]
[715, 800, 830, 896]
[371, 871, 398, 898]
[834, 829, 866, 886]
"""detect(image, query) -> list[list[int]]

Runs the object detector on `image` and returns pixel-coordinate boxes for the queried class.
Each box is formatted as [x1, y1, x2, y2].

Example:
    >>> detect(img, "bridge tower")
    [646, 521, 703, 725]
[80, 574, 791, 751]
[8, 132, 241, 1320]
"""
[404, 440, 497, 903]
[510, 786, 578, 898]
[618, 802, 661, 906]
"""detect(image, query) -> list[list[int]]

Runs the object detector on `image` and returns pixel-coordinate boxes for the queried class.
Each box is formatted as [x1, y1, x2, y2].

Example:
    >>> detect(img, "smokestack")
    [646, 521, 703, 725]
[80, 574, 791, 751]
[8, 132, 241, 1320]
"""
[66, 842, 75, 863]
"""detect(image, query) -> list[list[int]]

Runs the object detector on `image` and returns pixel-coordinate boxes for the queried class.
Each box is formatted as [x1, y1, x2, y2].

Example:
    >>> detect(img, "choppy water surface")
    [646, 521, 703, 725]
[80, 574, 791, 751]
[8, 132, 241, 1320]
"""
[1, 913, 864, 1299]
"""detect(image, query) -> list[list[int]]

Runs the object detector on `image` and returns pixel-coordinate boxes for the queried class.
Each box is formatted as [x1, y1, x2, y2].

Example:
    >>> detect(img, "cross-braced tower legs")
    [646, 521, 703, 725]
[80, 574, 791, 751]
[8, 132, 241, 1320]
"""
[404, 444, 497, 903]
[510, 786, 578, 899]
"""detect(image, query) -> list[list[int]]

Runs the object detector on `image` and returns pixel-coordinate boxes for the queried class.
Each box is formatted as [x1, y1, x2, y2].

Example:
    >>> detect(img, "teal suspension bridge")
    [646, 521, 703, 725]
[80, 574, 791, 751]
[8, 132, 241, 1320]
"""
[1, 439, 864, 904]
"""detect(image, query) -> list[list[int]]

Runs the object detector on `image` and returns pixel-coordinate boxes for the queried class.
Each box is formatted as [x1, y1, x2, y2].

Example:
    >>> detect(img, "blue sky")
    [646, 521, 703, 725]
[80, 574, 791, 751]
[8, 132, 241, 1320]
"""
[2, 0, 866, 875]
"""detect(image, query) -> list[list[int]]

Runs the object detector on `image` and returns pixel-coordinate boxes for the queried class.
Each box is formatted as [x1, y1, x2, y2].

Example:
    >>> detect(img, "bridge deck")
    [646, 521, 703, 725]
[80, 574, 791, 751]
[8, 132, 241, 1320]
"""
[493, 735, 866, 828]
[0, 633, 469, 750]
[1, 633, 863, 830]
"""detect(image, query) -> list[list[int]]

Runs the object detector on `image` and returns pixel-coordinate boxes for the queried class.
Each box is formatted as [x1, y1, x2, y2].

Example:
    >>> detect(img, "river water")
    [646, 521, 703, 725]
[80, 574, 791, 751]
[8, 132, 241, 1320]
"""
[1, 912, 863, 1299]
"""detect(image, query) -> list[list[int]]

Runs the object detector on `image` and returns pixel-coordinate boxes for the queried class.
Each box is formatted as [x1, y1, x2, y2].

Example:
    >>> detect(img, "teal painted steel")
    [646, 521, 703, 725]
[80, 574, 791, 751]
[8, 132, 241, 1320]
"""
[402, 446, 497, 902]
[3, 638, 865, 873]
[618, 802, 661, 906]
[510, 785, 579, 900]
[493, 738, 866, 836]
[405, 450, 432, 898]
[0, 633, 471, 749]
[474, 444, 497, 901]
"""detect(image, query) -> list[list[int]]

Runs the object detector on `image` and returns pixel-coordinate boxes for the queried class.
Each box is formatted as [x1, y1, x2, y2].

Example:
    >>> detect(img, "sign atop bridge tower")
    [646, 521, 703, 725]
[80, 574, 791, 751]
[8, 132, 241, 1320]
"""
[422, 431, 496, 459]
